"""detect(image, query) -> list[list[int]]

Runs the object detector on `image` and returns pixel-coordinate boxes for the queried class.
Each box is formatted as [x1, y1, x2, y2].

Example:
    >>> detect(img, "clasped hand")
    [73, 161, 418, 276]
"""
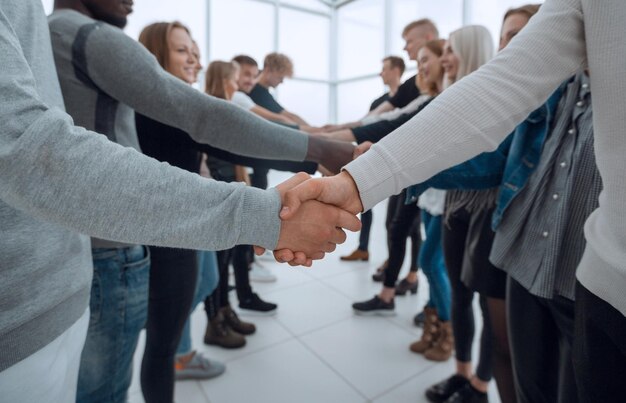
[255, 171, 364, 266]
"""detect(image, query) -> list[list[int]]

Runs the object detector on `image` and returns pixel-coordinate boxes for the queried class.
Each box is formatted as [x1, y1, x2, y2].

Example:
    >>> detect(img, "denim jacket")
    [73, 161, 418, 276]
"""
[406, 83, 566, 229]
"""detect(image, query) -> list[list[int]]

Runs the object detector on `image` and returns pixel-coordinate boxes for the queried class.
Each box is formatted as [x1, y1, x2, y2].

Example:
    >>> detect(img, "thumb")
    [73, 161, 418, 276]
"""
[280, 179, 324, 219]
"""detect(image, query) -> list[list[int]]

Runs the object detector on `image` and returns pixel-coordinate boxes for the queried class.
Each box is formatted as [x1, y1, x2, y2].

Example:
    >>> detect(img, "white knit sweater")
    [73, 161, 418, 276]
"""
[345, 0, 626, 316]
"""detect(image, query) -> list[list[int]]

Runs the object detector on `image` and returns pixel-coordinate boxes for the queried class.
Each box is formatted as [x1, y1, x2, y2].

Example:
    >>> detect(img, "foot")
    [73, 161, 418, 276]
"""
[204, 312, 246, 349]
[238, 292, 278, 316]
[249, 262, 277, 283]
[395, 278, 418, 296]
[175, 351, 226, 380]
[371, 260, 387, 282]
[444, 383, 489, 403]
[340, 249, 369, 261]
[221, 305, 256, 335]
[413, 310, 425, 327]
[425, 374, 470, 403]
[352, 295, 395, 316]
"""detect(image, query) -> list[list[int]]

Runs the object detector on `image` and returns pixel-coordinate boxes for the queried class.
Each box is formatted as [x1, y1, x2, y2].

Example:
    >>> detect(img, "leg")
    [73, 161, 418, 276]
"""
[473, 295, 494, 385]
[419, 212, 451, 322]
[78, 246, 150, 403]
[547, 295, 578, 403]
[507, 277, 559, 403]
[383, 191, 420, 289]
[141, 248, 197, 403]
[233, 245, 254, 302]
[573, 282, 626, 403]
[442, 210, 475, 373]
[358, 210, 373, 252]
[487, 296, 517, 403]
[409, 208, 422, 271]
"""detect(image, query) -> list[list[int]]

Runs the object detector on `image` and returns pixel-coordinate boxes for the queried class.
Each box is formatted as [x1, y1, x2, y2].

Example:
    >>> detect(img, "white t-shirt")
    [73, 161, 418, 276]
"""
[232, 91, 256, 111]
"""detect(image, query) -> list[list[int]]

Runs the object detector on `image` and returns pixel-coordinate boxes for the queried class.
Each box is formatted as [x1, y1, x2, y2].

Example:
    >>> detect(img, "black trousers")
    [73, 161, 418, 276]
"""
[443, 211, 494, 382]
[141, 247, 197, 403]
[573, 282, 626, 403]
[206, 245, 253, 319]
[383, 191, 421, 288]
[507, 277, 578, 403]
[357, 210, 373, 251]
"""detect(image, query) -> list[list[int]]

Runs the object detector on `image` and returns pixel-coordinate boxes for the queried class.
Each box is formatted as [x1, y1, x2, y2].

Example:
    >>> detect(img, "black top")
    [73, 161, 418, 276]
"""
[369, 93, 390, 111]
[135, 114, 317, 175]
[249, 84, 284, 113]
[352, 97, 434, 144]
[388, 74, 420, 108]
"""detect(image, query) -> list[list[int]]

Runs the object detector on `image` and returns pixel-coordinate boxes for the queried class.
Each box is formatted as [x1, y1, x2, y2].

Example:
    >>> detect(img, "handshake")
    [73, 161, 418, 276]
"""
[255, 141, 375, 266]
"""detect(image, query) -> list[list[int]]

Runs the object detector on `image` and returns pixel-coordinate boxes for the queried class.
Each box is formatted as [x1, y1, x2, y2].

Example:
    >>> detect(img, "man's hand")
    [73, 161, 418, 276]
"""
[274, 171, 364, 264]
[254, 172, 362, 266]
[306, 136, 355, 174]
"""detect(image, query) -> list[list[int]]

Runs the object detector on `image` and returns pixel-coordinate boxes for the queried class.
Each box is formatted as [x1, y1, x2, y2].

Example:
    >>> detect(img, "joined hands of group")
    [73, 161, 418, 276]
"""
[254, 141, 375, 267]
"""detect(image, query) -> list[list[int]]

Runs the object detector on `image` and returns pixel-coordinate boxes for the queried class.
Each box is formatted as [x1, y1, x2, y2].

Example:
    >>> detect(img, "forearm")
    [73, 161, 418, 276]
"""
[345, 0, 585, 210]
[251, 105, 296, 125]
[202, 143, 318, 174]
[83, 25, 308, 161]
[282, 110, 308, 126]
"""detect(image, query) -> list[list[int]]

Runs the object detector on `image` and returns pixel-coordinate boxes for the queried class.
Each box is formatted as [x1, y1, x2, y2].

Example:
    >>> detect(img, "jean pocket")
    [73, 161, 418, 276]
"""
[123, 247, 150, 330]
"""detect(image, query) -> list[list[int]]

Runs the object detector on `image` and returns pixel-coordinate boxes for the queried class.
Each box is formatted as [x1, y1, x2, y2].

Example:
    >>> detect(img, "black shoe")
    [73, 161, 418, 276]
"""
[413, 310, 426, 327]
[426, 374, 470, 403]
[371, 260, 388, 282]
[395, 278, 418, 295]
[444, 384, 488, 403]
[352, 295, 395, 316]
[238, 293, 277, 316]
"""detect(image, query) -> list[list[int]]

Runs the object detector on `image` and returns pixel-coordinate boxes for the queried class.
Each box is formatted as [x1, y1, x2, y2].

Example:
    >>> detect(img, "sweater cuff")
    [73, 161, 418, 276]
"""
[237, 187, 282, 250]
[344, 148, 397, 211]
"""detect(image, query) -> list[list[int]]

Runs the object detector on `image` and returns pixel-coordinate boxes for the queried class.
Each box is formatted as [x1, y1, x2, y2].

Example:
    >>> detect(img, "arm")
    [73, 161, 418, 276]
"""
[250, 105, 297, 125]
[344, 0, 586, 210]
[321, 129, 356, 142]
[364, 100, 394, 117]
[281, 110, 309, 126]
[81, 23, 307, 161]
[352, 104, 427, 145]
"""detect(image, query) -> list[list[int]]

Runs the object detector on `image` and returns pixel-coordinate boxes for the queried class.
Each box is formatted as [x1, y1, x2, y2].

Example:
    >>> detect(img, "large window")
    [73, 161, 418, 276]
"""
[38, 0, 543, 125]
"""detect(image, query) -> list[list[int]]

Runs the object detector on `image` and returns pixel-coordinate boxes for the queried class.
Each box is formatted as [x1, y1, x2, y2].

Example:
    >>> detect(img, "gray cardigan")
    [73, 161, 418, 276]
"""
[0, 0, 306, 371]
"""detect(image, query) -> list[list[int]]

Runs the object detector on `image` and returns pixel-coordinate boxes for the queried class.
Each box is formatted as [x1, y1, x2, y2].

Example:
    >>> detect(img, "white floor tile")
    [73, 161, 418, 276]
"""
[299, 316, 431, 399]
[198, 339, 365, 403]
[265, 281, 354, 336]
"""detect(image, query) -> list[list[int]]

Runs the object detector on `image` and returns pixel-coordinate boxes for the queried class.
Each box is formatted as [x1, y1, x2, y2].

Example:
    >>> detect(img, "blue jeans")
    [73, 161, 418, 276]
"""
[77, 246, 150, 403]
[419, 212, 451, 321]
[176, 250, 219, 355]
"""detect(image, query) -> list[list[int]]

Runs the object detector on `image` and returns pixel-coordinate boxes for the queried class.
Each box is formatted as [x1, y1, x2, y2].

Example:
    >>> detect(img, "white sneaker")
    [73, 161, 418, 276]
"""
[257, 249, 275, 262]
[249, 262, 277, 283]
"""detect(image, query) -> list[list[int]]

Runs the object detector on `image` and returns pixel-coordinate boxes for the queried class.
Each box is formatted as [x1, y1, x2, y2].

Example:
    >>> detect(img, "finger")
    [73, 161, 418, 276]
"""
[309, 252, 325, 260]
[275, 171, 311, 194]
[280, 179, 324, 219]
[323, 242, 337, 253]
[335, 209, 362, 232]
[328, 228, 347, 245]
[274, 249, 294, 263]
[253, 246, 266, 256]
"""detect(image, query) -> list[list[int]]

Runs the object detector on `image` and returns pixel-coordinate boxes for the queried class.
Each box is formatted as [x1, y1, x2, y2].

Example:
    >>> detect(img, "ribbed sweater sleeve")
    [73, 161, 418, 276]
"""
[0, 15, 282, 251]
[344, 0, 585, 210]
[80, 19, 308, 161]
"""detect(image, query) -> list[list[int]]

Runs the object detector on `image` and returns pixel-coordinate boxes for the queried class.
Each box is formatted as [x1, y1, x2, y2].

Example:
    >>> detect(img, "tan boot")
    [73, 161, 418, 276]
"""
[204, 311, 246, 349]
[424, 321, 454, 362]
[409, 307, 439, 354]
[340, 249, 369, 261]
[221, 305, 256, 335]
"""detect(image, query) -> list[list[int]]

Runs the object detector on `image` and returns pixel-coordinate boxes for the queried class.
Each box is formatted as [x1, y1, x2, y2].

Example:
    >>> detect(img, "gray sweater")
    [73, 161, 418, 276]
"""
[346, 0, 626, 316]
[0, 1, 306, 371]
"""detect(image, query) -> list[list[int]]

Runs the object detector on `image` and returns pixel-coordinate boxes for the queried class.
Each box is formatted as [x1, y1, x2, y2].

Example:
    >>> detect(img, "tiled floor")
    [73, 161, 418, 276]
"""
[128, 171, 501, 403]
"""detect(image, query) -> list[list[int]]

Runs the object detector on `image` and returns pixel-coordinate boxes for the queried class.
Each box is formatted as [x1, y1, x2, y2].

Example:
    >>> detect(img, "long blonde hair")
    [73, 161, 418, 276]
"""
[443, 25, 494, 89]
[204, 61, 240, 100]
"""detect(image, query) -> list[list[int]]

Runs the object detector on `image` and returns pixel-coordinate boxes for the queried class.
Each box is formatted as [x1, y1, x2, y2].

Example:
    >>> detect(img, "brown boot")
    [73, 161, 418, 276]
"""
[340, 249, 369, 261]
[204, 311, 246, 349]
[409, 307, 439, 354]
[424, 321, 454, 362]
[221, 305, 256, 335]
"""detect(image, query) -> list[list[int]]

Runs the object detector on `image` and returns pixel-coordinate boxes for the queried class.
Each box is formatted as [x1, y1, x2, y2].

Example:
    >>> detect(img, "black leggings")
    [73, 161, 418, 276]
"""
[383, 190, 421, 288]
[357, 210, 373, 251]
[443, 214, 493, 382]
[206, 245, 253, 319]
[141, 247, 197, 403]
